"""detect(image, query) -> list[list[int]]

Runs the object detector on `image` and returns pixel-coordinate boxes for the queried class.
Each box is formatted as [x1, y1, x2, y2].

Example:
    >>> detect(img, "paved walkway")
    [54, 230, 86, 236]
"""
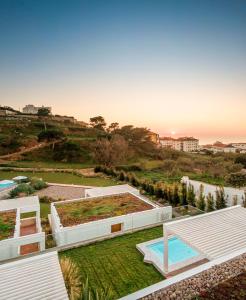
[20, 219, 39, 255]
[35, 185, 85, 200]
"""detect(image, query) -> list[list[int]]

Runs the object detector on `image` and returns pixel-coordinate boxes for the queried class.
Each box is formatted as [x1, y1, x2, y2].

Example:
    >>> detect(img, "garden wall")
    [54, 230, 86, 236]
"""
[182, 176, 245, 206]
[51, 205, 172, 247]
[0, 232, 45, 261]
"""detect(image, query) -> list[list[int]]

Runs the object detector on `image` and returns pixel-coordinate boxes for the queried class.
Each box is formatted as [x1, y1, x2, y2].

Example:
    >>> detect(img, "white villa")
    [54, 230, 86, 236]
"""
[51, 190, 172, 247]
[0, 196, 45, 261]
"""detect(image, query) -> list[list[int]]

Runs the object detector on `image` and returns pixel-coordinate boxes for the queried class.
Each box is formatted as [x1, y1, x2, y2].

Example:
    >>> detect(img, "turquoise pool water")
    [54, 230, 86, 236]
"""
[0, 180, 15, 190]
[147, 237, 199, 265]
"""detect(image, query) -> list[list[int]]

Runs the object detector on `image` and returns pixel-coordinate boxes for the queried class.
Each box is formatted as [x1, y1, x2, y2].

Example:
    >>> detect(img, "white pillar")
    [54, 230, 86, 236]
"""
[164, 225, 168, 274]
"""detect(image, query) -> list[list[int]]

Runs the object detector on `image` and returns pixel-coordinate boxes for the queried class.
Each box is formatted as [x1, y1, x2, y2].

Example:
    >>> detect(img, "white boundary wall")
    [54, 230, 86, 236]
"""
[0, 197, 45, 261]
[51, 193, 172, 247]
[181, 176, 245, 206]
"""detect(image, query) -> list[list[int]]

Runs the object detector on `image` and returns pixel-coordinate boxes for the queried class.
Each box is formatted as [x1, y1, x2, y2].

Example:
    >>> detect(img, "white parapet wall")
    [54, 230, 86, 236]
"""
[181, 176, 245, 206]
[51, 193, 172, 247]
[0, 196, 45, 261]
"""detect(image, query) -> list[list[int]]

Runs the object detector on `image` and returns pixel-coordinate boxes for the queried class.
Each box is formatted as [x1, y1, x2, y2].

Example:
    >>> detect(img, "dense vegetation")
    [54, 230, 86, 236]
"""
[95, 165, 239, 212]
[1, 114, 245, 188]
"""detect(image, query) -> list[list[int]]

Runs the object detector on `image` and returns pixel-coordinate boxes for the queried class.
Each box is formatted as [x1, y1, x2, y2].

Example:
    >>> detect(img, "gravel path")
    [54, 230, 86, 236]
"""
[35, 185, 85, 200]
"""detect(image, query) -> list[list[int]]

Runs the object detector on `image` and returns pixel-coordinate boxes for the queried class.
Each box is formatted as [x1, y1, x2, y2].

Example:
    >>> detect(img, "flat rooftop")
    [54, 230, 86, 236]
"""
[0, 209, 16, 241]
[55, 192, 154, 227]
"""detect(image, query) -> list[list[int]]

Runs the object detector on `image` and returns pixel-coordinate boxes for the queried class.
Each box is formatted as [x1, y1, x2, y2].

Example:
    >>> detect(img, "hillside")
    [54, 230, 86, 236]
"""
[1, 112, 246, 187]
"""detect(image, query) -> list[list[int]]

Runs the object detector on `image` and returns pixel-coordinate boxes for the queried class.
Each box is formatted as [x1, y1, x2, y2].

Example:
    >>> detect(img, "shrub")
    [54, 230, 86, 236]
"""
[94, 166, 102, 173]
[118, 171, 125, 181]
[30, 177, 47, 190]
[206, 193, 215, 212]
[39, 196, 55, 203]
[115, 164, 142, 172]
[9, 183, 35, 198]
[59, 257, 81, 300]
[226, 172, 246, 188]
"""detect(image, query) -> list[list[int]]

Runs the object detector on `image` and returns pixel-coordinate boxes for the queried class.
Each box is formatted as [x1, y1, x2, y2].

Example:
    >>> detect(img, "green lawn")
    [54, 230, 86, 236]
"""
[60, 226, 164, 299]
[0, 171, 117, 186]
[0, 160, 94, 169]
[134, 170, 181, 183]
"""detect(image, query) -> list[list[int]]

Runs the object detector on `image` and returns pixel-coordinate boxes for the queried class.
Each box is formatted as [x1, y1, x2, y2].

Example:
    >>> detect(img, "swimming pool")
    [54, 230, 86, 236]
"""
[147, 236, 199, 265]
[0, 180, 15, 190]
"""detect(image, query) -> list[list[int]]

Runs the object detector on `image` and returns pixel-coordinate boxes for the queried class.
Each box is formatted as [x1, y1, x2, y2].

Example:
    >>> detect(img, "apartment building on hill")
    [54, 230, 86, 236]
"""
[22, 104, 52, 115]
[160, 136, 199, 152]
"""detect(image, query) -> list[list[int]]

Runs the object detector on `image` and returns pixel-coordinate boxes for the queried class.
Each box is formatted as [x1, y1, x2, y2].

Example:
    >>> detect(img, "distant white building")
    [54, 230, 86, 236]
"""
[231, 143, 246, 151]
[202, 142, 240, 154]
[23, 104, 52, 115]
[160, 137, 199, 152]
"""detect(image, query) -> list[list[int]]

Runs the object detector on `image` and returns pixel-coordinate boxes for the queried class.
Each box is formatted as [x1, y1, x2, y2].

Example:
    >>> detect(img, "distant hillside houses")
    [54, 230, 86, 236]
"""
[22, 104, 52, 115]
[160, 136, 199, 152]
[202, 141, 246, 154]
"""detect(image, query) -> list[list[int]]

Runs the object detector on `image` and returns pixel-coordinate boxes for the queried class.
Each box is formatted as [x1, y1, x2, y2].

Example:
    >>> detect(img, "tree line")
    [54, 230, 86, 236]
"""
[95, 166, 246, 212]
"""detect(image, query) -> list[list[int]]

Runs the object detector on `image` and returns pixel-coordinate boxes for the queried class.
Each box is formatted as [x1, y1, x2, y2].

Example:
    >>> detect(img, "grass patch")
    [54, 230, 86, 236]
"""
[60, 226, 164, 299]
[0, 171, 117, 186]
[55, 193, 153, 226]
[1, 160, 94, 169]
[134, 170, 180, 183]
[0, 210, 16, 240]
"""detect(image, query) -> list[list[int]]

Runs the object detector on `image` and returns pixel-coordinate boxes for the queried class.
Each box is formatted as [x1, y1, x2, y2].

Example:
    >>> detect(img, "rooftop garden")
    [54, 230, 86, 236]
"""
[55, 193, 153, 227]
[0, 210, 16, 240]
[60, 226, 163, 299]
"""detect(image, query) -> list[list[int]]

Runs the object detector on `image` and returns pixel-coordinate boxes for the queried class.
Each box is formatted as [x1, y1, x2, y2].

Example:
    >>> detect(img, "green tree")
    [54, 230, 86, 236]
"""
[90, 116, 106, 131]
[53, 141, 81, 162]
[215, 187, 227, 210]
[180, 182, 188, 206]
[37, 107, 50, 116]
[93, 135, 128, 166]
[172, 184, 180, 206]
[107, 122, 119, 133]
[226, 172, 246, 188]
[206, 193, 215, 212]
[187, 184, 196, 207]
[196, 184, 206, 211]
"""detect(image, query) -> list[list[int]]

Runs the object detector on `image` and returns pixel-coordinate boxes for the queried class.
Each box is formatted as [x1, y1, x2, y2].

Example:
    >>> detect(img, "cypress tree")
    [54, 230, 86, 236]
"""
[180, 182, 188, 206]
[196, 184, 206, 211]
[206, 193, 215, 212]
[187, 184, 196, 207]
[172, 184, 180, 206]
[216, 187, 227, 209]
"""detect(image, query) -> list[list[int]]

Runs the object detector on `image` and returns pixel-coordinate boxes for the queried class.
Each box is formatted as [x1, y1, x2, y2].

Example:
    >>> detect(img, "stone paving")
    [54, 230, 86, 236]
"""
[142, 253, 246, 300]
[35, 185, 85, 200]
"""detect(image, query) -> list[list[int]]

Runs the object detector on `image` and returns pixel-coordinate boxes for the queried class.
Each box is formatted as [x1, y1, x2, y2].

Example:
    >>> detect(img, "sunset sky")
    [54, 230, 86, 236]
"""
[0, 0, 245, 144]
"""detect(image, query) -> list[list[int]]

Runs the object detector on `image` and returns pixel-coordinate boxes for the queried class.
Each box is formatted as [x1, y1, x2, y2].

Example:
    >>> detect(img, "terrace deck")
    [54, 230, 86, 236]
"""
[55, 193, 153, 227]
[0, 209, 16, 241]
